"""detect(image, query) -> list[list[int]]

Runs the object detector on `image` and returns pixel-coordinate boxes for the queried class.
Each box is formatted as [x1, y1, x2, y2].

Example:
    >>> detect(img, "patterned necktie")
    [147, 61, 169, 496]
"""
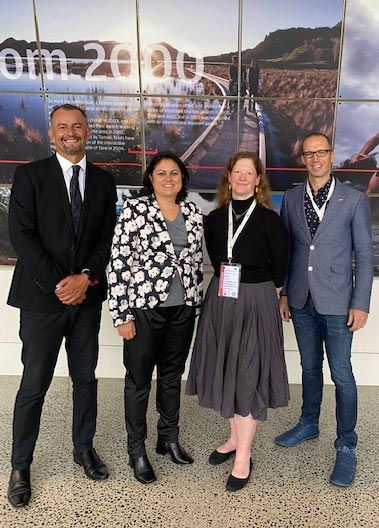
[70, 165, 82, 236]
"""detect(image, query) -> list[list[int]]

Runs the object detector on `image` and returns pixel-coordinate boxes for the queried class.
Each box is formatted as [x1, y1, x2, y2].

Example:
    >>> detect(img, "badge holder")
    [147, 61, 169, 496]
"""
[218, 262, 241, 299]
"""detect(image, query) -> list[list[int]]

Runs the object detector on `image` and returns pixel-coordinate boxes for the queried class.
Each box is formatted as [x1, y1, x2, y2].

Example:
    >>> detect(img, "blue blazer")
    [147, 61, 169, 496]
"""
[281, 177, 373, 315]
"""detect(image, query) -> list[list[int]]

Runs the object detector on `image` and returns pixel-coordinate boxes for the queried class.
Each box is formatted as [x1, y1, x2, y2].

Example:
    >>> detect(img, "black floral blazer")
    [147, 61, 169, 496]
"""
[108, 196, 203, 327]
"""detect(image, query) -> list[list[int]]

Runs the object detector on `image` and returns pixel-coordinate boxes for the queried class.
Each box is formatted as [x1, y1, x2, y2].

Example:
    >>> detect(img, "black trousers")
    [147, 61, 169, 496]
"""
[123, 305, 196, 457]
[11, 304, 102, 469]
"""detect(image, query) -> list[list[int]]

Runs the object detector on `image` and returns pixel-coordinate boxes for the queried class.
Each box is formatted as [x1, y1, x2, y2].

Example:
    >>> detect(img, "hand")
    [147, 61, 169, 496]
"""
[117, 320, 136, 340]
[347, 309, 368, 332]
[55, 274, 91, 305]
[279, 296, 291, 322]
[350, 154, 362, 164]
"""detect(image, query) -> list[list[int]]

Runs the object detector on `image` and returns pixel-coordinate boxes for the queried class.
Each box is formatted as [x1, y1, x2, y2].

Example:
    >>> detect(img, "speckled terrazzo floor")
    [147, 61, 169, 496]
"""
[0, 377, 378, 528]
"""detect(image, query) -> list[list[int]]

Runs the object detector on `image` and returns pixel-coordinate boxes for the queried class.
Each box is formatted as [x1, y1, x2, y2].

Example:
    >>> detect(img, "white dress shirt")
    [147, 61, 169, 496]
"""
[56, 152, 86, 201]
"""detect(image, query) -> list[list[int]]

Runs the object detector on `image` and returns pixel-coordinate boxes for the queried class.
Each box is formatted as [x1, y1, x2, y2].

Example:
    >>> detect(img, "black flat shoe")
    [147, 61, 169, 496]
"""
[73, 448, 109, 481]
[8, 468, 31, 508]
[156, 440, 194, 465]
[129, 454, 156, 484]
[209, 449, 236, 466]
[226, 459, 253, 492]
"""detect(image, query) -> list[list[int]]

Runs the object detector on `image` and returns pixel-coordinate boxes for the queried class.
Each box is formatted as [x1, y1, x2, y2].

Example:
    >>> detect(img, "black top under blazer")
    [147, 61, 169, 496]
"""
[7, 155, 117, 312]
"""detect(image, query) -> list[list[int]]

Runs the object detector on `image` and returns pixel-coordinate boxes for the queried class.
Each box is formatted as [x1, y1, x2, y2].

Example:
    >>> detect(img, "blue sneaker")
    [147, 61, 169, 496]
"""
[329, 446, 357, 487]
[275, 423, 319, 447]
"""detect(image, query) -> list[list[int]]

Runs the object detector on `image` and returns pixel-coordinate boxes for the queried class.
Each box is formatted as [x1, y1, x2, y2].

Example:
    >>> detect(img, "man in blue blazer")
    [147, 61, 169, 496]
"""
[7, 104, 117, 507]
[276, 133, 373, 487]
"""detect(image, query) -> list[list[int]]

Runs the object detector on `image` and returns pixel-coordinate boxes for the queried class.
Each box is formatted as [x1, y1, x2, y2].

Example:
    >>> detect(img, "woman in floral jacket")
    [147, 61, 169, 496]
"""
[108, 151, 203, 485]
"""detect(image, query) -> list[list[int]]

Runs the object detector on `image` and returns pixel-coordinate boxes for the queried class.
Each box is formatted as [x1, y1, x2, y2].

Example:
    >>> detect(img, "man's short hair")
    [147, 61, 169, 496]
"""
[301, 132, 332, 152]
[50, 104, 87, 122]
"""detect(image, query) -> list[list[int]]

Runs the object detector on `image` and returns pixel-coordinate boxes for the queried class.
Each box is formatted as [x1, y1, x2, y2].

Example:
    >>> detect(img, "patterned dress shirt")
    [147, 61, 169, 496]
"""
[304, 176, 333, 238]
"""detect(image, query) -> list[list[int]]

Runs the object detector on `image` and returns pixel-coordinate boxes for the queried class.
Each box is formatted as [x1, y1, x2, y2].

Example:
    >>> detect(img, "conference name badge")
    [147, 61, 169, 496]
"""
[218, 262, 241, 299]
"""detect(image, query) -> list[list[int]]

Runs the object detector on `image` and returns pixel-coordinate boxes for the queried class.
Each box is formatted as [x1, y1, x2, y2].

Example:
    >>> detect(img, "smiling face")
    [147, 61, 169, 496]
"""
[48, 108, 91, 163]
[149, 158, 183, 201]
[301, 135, 334, 188]
[228, 157, 260, 200]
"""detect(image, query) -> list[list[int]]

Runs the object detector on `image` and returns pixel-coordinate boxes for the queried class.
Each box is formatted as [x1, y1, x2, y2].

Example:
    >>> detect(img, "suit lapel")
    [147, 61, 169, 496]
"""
[179, 201, 198, 258]
[49, 156, 75, 238]
[294, 184, 312, 243]
[179, 201, 193, 250]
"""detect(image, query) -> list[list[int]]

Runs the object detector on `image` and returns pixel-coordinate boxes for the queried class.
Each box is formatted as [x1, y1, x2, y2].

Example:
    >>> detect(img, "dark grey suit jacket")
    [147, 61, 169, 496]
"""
[281, 178, 373, 315]
[8, 155, 117, 312]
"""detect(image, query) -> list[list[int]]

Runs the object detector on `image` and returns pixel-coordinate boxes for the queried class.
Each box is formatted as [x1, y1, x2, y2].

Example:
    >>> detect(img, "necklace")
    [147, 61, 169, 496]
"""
[232, 206, 249, 221]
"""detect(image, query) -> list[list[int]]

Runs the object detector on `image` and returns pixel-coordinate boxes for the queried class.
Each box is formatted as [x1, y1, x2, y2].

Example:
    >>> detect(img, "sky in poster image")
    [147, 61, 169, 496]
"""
[1, 0, 343, 54]
[0, 0, 136, 43]
[139, 0, 343, 54]
[339, 0, 379, 99]
[242, 0, 343, 50]
[334, 103, 379, 166]
[1, 0, 35, 41]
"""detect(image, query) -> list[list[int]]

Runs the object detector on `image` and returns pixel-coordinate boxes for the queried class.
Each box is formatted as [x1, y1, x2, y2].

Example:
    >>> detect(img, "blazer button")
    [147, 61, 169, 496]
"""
[308, 266, 313, 271]
[70, 246, 75, 251]
[310, 245, 315, 250]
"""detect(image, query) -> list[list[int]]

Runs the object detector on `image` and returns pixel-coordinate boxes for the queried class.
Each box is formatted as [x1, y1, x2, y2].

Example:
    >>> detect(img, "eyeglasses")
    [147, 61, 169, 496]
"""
[302, 149, 331, 158]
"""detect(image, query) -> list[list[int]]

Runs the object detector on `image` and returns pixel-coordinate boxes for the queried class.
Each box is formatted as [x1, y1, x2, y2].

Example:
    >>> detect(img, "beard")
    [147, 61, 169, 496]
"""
[58, 136, 86, 156]
[62, 144, 84, 155]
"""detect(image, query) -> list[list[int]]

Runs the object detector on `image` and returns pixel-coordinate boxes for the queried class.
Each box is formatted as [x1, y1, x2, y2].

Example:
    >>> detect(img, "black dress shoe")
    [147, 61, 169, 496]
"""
[129, 454, 156, 484]
[8, 468, 31, 508]
[226, 459, 253, 492]
[73, 448, 109, 481]
[156, 439, 194, 465]
[209, 449, 236, 466]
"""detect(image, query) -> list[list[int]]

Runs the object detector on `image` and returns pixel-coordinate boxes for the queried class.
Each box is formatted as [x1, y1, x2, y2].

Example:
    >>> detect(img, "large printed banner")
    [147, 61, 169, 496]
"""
[1, 0, 379, 270]
[0, 0, 343, 187]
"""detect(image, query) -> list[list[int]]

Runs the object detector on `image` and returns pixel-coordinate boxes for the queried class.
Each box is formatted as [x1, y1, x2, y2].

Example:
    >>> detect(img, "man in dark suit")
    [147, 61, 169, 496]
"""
[275, 133, 373, 487]
[7, 104, 117, 507]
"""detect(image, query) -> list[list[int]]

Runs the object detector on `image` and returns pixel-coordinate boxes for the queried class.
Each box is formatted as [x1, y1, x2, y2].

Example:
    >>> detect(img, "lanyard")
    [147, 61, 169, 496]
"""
[306, 177, 335, 222]
[227, 199, 257, 262]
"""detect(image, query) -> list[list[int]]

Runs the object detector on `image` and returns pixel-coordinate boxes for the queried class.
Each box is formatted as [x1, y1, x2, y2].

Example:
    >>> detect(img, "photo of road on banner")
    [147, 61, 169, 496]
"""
[138, 0, 343, 189]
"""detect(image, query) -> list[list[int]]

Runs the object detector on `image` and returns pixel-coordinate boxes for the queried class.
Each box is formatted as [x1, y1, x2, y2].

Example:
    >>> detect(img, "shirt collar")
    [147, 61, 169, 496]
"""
[56, 152, 87, 175]
[308, 174, 333, 197]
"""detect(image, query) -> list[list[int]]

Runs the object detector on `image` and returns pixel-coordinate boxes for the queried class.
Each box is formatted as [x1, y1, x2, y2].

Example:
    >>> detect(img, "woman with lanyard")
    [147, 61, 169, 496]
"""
[186, 151, 290, 492]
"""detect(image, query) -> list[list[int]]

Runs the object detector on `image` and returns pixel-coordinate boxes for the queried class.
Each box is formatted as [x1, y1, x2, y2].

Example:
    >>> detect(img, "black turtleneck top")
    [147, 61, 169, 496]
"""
[204, 197, 289, 287]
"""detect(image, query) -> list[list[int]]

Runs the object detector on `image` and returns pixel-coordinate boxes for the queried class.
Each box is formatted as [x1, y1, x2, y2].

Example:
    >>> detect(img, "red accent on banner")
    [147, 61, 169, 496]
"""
[127, 148, 159, 155]
[0, 160, 30, 164]
[0, 160, 373, 174]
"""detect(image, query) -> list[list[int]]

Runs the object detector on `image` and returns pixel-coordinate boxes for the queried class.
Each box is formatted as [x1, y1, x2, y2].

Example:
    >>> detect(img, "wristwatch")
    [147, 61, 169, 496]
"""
[81, 268, 93, 281]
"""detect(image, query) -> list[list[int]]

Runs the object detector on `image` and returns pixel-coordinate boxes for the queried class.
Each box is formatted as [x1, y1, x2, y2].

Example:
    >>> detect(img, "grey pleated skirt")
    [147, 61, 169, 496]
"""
[186, 276, 290, 421]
